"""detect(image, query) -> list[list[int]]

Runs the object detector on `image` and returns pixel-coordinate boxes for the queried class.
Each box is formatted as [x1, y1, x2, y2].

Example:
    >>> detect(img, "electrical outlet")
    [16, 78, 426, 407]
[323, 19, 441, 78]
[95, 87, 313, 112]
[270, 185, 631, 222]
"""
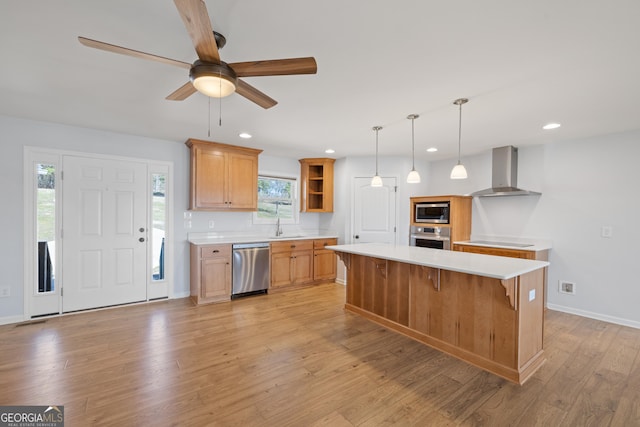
[559, 280, 576, 295]
[528, 289, 536, 302]
[601, 226, 613, 238]
[208, 220, 215, 229]
[0, 286, 10, 298]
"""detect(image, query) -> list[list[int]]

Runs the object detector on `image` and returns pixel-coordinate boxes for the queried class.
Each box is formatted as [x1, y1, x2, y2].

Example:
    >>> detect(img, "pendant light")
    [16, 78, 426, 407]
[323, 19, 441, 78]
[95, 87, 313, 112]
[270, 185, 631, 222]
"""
[406, 114, 421, 183]
[371, 126, 383, 187]
[450, 98, 468, 179]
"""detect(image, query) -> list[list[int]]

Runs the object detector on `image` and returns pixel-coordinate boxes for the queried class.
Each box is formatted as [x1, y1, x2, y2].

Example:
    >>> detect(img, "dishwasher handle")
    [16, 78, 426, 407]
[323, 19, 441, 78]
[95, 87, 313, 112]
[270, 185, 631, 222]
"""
[232, 242, 270, 250]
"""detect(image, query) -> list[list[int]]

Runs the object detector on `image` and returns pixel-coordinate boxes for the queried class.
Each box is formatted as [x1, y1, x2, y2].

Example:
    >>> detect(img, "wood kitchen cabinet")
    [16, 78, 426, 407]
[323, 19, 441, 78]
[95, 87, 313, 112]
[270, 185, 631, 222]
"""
[186, 139, 262, 211]
[190, 243, 232, 304]
[313, 238, 338, 281]
[453, 243, 549, 308]
[270, 240, 314, 289]
[338, 251, 545, 383]
[410, 195, 472, 245]
[299, 158, 335, 212]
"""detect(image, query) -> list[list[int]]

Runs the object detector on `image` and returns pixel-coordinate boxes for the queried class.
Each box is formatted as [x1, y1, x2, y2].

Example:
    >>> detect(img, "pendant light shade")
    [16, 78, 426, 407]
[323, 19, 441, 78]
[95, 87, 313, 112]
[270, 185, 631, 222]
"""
[371, 126, 383, 187]
[451, 98, 468, 180]
[406, 114, 421, 184]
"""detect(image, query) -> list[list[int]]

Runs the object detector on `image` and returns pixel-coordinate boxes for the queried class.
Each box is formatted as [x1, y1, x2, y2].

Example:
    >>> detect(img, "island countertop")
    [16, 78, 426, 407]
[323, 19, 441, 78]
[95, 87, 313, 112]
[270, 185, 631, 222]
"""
[326, 243, 549, 280]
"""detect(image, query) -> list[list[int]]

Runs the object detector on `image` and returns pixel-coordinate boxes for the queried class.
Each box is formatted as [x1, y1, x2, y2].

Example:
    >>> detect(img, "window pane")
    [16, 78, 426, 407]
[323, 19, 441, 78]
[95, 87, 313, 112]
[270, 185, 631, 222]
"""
[257, 176, 296, 220]
[152, 174, 166, 281]
[36, 164, 55, 293]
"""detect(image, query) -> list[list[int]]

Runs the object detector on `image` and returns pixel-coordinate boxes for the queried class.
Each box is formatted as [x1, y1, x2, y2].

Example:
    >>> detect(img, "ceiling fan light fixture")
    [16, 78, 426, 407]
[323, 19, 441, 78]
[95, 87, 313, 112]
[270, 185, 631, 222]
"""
[190, 60, 237, 98]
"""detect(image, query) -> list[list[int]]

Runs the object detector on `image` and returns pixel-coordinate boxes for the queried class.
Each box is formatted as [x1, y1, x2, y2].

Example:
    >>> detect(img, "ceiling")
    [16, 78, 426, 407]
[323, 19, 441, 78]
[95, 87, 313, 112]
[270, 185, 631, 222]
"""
[1, 0, 639, 162]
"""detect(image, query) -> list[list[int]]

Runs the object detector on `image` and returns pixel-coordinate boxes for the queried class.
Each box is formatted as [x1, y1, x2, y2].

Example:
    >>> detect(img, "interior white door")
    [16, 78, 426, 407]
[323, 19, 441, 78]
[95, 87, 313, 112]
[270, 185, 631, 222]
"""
[353, 177, 397, 244]
[62, 156, 148, 312]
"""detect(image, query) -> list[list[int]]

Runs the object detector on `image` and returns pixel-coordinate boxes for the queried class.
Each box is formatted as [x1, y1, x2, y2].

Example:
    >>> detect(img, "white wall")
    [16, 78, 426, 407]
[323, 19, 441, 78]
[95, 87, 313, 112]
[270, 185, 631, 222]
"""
[329, 155, 431, 283]
[0, 115, 322, 321]
[427, 132, 640, 328]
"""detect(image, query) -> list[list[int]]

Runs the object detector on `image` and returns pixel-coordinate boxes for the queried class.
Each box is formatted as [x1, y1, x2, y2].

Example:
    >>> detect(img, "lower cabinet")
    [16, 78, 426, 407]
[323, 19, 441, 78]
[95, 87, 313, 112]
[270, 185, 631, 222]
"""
[270, 238, 338, 290]
[270, 240, 314, 289]
[313, 238, 338, 281]
[190, 243, 232, 304]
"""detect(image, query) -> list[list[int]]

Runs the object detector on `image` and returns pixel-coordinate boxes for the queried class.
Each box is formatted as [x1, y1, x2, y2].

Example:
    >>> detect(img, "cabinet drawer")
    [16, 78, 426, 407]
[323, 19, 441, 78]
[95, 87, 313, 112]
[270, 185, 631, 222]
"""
[314, 238, 337, 249]
[200, 244, 231, 259]
[271, 239, 313, 254]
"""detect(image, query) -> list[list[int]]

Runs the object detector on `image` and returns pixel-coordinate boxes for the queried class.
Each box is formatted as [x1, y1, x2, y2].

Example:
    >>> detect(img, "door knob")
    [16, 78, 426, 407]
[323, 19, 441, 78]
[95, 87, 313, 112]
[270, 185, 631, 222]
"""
[354, 235, 360, 239]
[139, 227, 145, 232]
[139, 237, 145, 242]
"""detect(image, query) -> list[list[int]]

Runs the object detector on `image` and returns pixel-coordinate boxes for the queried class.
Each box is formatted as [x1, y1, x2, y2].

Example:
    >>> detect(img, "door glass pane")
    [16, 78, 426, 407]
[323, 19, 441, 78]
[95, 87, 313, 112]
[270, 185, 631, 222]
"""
[37, 164, 55, 293]
[152, 173, 166, 281]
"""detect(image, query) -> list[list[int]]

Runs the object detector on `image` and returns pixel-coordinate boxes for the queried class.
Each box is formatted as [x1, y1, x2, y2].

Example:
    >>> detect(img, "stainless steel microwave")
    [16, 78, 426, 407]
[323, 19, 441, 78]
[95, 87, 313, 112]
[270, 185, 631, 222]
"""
[415, 202, 450, 224]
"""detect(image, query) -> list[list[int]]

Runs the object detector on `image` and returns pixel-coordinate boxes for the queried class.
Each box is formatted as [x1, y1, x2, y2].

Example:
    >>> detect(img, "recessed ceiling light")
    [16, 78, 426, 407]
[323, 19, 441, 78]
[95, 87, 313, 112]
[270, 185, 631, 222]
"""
[542, 123, 561, 130]
[426, 147, 438, 152]
[325, 148, 335, 154]
[239, 132, 252, 139]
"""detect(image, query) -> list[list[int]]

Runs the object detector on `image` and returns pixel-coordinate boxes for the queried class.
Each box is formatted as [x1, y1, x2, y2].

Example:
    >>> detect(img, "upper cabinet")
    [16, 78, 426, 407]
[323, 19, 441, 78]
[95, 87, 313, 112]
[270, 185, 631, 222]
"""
[299, 158, 335, 213]
[186, 139, 262, 211]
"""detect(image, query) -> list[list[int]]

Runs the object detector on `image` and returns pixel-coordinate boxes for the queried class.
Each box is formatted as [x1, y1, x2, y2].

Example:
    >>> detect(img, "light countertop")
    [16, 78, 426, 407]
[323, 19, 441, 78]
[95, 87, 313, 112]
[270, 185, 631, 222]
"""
[453, 239, 552, 251]
[189, 233, 338, 246]
[326, 243, 549, 280]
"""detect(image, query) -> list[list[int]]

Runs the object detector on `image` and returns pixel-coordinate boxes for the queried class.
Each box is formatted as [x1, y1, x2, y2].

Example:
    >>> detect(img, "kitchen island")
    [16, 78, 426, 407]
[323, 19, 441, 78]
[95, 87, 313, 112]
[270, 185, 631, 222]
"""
[326, 243, 549, 384]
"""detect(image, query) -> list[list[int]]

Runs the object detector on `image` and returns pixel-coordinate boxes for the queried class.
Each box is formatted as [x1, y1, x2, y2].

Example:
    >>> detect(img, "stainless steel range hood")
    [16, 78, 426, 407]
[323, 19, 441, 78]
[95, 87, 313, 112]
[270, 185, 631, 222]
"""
[471, 146, 541, 197]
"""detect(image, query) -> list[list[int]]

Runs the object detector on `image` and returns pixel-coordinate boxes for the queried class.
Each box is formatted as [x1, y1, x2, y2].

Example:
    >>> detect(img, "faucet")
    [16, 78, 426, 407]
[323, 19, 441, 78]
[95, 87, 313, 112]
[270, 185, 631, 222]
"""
[275, 217, 283, 237]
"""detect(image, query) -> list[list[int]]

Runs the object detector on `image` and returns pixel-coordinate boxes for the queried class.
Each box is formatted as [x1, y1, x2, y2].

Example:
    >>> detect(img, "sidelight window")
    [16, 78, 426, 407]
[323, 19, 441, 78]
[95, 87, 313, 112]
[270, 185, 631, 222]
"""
[36, 163, 56, 293]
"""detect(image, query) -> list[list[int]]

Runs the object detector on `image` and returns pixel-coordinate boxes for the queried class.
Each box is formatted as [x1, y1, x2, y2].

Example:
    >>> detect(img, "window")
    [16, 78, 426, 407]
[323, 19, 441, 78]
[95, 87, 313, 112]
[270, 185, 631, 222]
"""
[36, 163, 56, 293]
[151, 173, 166, 281]
[255, 175, 298, 223]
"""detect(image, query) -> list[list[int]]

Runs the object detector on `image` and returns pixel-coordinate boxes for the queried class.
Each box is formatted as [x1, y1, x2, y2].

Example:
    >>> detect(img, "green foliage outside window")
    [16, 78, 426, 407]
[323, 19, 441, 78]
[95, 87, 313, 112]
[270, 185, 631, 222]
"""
[257, 176, 296, 220]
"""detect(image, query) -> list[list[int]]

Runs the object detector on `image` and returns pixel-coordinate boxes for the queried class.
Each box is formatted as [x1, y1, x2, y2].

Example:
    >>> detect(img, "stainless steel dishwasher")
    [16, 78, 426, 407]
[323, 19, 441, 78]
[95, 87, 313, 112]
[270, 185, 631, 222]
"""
[232, 242, 270, 298]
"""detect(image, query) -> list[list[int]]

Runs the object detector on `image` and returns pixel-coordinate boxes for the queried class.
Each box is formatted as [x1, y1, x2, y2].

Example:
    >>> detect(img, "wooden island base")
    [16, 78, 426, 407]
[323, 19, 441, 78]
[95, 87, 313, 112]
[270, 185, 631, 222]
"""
[338, 252, 546, 385]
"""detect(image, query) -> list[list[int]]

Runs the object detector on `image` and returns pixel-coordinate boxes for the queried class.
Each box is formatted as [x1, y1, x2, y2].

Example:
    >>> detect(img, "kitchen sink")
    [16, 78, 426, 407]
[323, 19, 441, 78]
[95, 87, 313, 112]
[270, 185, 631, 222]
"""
[272, 234, 305, 239]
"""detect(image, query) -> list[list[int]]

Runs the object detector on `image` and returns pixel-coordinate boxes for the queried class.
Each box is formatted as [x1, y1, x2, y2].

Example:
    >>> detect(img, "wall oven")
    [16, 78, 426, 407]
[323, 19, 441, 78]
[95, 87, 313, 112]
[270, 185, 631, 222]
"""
[409, 226, 450, 250]
[414, 201, 450, 224]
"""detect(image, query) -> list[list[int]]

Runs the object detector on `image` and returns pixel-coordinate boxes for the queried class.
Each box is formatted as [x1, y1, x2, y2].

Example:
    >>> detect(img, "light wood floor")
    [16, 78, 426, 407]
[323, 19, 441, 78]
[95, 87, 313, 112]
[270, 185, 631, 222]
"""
[1, 283, 639, 426]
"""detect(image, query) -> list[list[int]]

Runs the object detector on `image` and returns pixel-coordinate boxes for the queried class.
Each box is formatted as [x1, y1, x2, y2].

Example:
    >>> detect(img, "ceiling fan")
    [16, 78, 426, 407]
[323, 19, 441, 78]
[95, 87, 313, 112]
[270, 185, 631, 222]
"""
[78, 0, 317, 109]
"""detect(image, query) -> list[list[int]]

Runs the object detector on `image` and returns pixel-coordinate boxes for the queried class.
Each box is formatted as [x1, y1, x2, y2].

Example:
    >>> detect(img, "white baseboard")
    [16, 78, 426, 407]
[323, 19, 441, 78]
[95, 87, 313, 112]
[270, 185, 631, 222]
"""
[547, 303, 640, 330]
[172, 291, 190, 299]
[335, 278, 346, 286]
[0, 315, 26, 326]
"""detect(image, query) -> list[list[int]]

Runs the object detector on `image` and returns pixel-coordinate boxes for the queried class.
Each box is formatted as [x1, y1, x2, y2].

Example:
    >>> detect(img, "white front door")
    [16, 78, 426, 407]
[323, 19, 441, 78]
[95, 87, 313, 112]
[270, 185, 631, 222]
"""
[62, 156, 148, 312]
[353, 177, 397, 244]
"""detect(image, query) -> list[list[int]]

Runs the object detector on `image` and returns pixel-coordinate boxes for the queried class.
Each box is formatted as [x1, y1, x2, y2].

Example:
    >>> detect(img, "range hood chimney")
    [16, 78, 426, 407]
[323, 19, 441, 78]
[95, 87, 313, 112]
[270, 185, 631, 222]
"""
[471, 146, 541, 197]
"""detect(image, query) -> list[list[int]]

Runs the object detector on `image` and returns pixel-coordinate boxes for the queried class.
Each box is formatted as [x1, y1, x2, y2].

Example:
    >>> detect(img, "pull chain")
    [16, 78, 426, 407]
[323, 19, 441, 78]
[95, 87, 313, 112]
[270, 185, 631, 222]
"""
[207, 96, 211, 137]
[219, 70, 222, 127]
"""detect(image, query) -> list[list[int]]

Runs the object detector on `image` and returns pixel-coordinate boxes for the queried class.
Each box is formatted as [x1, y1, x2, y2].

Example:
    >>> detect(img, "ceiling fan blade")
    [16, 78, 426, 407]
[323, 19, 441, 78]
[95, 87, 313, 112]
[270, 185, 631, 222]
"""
[236, 79, 277, 109]
[78, 36, 191, 69]
[229, 57, 317, 77]
[174, 0, 220, 63]
[166, 82, 197, 100]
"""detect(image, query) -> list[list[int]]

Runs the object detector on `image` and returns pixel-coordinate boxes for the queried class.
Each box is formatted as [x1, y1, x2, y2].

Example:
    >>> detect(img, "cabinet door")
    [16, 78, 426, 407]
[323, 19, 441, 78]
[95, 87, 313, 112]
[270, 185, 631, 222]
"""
[313, 249, 336, 281]
[227, 152, 258, 210]
[292, 249, 314, 284]
[201, 256, 231, 300]
[270, 251, 293, 288]
[194, 148, 227, 209]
